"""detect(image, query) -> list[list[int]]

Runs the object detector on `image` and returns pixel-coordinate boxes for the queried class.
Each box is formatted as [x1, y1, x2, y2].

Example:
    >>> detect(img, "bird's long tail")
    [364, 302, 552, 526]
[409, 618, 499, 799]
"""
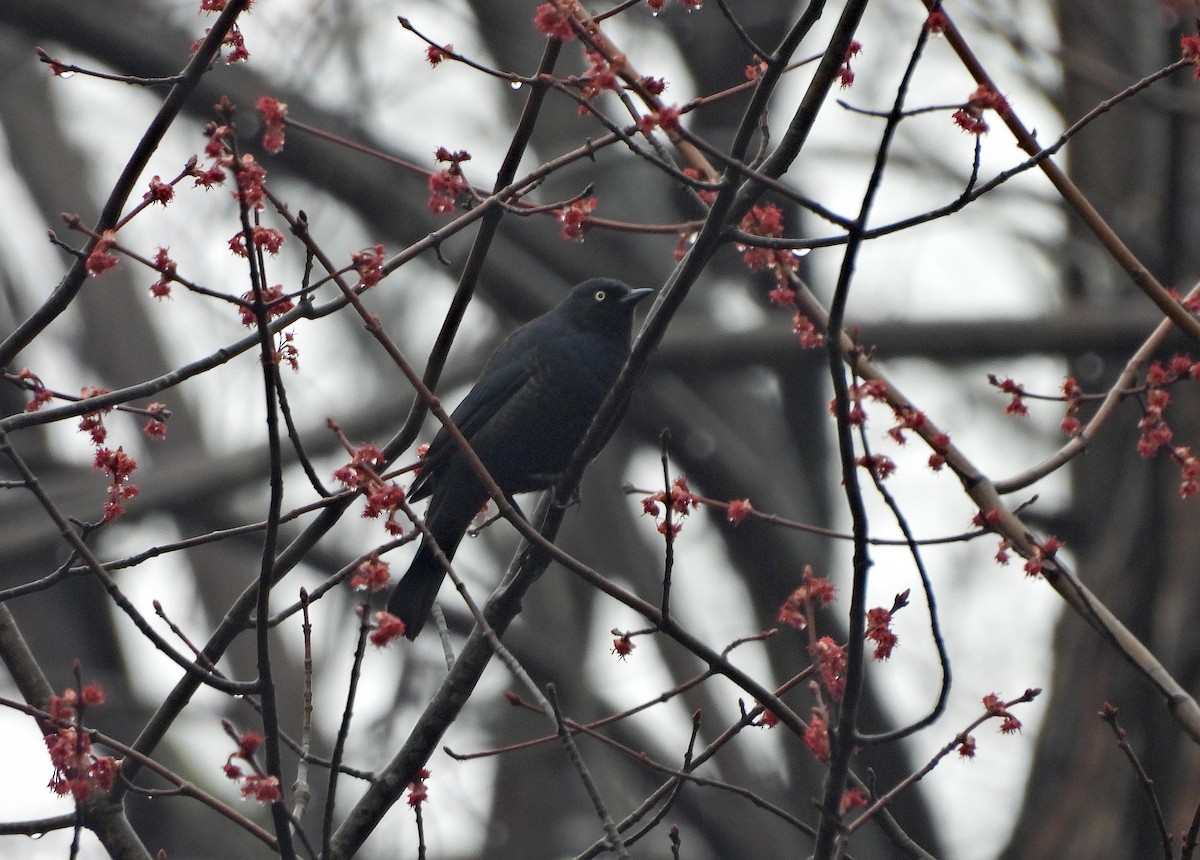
[386, 540, 447, 640]
[386, 484, 479, 639]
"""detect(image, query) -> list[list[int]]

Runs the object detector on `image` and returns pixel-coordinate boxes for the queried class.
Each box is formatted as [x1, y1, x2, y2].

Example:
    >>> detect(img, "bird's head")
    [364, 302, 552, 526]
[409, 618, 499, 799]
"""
[560, 278, 654, 336]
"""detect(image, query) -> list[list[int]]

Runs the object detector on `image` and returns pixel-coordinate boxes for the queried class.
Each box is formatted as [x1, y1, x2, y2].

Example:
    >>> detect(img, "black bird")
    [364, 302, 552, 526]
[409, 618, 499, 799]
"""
[387, 278, 654, 638]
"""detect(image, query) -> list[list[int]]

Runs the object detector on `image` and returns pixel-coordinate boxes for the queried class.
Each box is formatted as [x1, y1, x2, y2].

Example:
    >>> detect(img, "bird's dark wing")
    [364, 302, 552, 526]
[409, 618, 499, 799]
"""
[408, 350, 533, 500]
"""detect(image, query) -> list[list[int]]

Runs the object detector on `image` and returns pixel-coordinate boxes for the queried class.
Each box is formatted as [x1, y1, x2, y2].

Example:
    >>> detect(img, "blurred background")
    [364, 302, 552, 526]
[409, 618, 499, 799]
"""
[1, 1, 1199, 857]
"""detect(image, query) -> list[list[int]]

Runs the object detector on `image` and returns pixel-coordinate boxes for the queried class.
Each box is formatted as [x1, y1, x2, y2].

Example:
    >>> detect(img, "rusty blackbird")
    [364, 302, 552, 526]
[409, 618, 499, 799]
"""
[387, 278, 653, 638]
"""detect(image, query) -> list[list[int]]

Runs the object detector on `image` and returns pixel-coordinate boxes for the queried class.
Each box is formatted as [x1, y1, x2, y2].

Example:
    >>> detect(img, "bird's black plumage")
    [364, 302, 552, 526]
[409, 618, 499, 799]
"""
[387, 278, 653, 638]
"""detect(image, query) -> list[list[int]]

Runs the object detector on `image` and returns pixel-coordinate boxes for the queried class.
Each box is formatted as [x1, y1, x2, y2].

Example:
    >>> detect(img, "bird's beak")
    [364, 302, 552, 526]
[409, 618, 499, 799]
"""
[622, 287, 655, 304]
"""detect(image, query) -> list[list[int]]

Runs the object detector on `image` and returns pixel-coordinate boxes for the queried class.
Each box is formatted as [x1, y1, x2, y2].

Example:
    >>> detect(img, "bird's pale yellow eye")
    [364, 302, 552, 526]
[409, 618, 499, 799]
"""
[594, 290, 606, 302]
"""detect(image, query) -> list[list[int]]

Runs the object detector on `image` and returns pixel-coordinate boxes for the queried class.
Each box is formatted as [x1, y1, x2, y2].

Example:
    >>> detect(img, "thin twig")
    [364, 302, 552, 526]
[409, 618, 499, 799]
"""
[547, 685, 630, 859]
[1098, 703, 1172, 860]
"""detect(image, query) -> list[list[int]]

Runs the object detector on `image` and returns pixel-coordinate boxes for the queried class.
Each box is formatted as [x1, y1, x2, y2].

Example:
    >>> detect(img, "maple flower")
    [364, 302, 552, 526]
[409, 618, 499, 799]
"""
[811, 636, 848, 700]
[1176, 445, 1200, 497]
[143, 175, 174, 206]
[640, 75, 666, 95]
[407, 768, 431, 808]
[865, 606, 898, 660]
[970, 85, 1008, 113]
[972, 508, 1002, 529]
[856, 453, 897, 480]
[611, 634, 635, 659]
[238, 284, 294, 326]
[739, 203, 785, 271]
[779, 566, 837, 629]
[350, 557, 392, 592]
[202, 121, 231, 160]
[952, 109, 987, 134]
[49, 689, 79, 721]
[221, 724, 280, 803]
[19, 368, 53, 412]
[333, 442, 387, 489]
[658, 520, 683, 538]
[46, 728, 121, 801]
[777, 597, 806, 630]
[370, 611, 408, 647]
[981, 692, 1023, 734]
[363, 483, 405, 520]
[639, 476, 698, 536]
[656, 105, 682, 132]
[957, 735, 976, 758]
[953, 84, 1008, 135]
[1182, 33, 1200, 78]
[240, 774, 282, 804]
[768, 284, 796, 307]
[837, 40, 861, 88]
[925, 10, 949, 33]
[887, 406, 926, 444]
[85, 230, 120, 277]
[255, 95, 288, 154]
[804, 569, 837, 605]
[150, 246, 176, 299]
[236, 731, 264, 758]
[44, 682, 119, 801]
[669, 477, 698, 513]
[351, 244, 386, 287]
[804, 713, 830, 762]
[1023, 535, 1062, 577]
[1146, 360, 1172, 386]
[256, 226, 285, 254]
[557, 196, 597, 241]
[273, 331, 300, 372]
[756, 708, 780, 728]
[533, 3, 575, 40]
[734, 202, 811, 314]
[426, 44, 451, 66]
[840, 787, 869, 815]
[40, 49, 70, 76]
[861, 379, 889, 401]
[579, 51, 620, 104]
[231, 154, 267, 210]
[994, 376, 1028, 416]
[427, 148, 471, 215]
[726, 498, 753, 525]
[79, 386, 113, 444]
[193, 164, 226, 188]
[1168, 353, 1194, 377]
[93, 446, 139, 522]
[792, 310, 825, 348]
[1137, 421, 1172, 458]
[223, 27, 250, 64]
[229, 226, 285, 257]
